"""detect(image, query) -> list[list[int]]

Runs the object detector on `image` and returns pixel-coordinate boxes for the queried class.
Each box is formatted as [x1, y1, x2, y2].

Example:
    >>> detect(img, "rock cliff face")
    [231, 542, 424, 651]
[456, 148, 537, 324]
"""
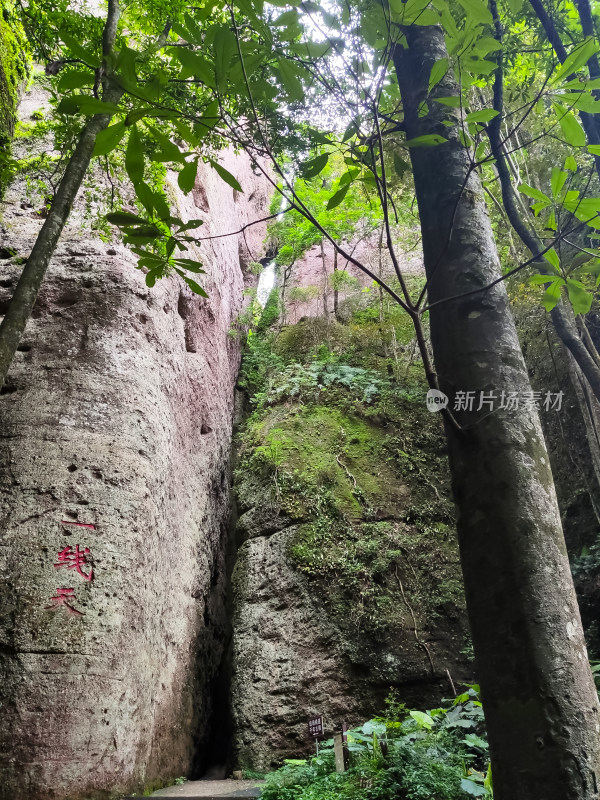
[0, 112, 270, 798]
[229, 319, 471, 770]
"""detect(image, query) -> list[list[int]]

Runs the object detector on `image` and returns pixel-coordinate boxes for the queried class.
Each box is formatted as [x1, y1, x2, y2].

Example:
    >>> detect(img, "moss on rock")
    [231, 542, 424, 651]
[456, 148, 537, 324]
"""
[0, 0, 30, 194]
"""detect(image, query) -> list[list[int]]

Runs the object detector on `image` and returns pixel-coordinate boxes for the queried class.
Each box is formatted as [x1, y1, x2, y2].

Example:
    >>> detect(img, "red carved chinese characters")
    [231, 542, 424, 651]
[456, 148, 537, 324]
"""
[46, 533, 95, 616]
[54, 544, 93, 582]
[45, 588, 84, 616]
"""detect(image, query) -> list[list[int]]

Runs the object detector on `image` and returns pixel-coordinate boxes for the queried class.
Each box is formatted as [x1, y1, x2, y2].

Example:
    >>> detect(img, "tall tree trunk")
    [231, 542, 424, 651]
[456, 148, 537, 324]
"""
[0, 0, 123, 389]
[394, 25, 600, 800]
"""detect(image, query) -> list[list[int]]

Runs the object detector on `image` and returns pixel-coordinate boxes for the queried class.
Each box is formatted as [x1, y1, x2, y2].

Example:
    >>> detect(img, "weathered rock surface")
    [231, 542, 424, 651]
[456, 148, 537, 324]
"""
[0, 107, 271, 798]
[230, 342, 471, 769]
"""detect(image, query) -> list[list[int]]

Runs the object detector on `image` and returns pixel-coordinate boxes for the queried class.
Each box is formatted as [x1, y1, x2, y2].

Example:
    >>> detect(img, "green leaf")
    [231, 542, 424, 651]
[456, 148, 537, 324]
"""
[456, 0, 493, 25]
[465, 108, 499, 124]
[178, 158, 198, 194]
[106, 211, 149, 227]
[544, 248, 561, 272]
[278, 58, 304, 101]
[553, 103, 586, 147]
[125, 125, 145, 185]
[404, 134, 447, 147]
[463, 733, 488, 749]
[460, 778, 487, 797]
[294, 41, 334, 58]
[174, 257, 205, 272]
[169, 47, 216, 88]
[326, 183, 350, 209]
[589, 145, 600, 156]
[428, 57, 448, 93]
[567, 279, 593, 314]
[541, 278, 565, 311]
[56, 95, 120, 116]
[209, 159, 243, 192]
[57, 69, 94, 92]
[214, 25, 238, 91]
[551, 167, 568, 198]
[302, 153, 329, 179]
[273, 8, 299, 25]
[565, 155, 578, 171]
[394, 151, 409, 177]
[552, 37, 600, 85]
[183, 275, 209, 296]
[518, 183, 551, 203]
[434, 95, 462, 107]
[93, 121, 126, 156]
[409, 710, 434, 730]
[59, 28, 98, 67]
[146, 125, 184, 163]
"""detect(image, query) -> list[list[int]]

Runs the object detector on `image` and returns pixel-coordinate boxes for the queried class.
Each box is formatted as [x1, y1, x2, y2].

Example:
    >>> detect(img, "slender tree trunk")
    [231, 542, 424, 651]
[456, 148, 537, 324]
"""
[529, 0, 600, 172]
[333, 248, 339, 320]
[488, 0, 600, 404]
[320, 239, 329, 316]
[394, 25, 600, 800]
[0, 0, 123, 389]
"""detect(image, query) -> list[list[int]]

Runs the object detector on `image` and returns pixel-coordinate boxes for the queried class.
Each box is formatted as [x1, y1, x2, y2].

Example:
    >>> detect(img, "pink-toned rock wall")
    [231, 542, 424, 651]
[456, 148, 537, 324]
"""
[0, 146, 270, 799]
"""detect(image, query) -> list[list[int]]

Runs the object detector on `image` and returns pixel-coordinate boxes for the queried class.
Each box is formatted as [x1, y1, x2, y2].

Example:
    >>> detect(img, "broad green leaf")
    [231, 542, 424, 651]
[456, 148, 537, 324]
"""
[552, 37, 600, 85]
[561, 77, 600, 91]
[434, 95, 461, 107]
[273, 8, 299, 25]
[456, 0, 493, 25]
[57, 70, 94, 92]
[551, 167, 568, 198]
[56, 95, 120, 116]
[530, 274, 554, 285]
[463, 733, 488, 749]
[465, 58, 499, 75]
[410, 710, 434, 730]
[146, 125, 184, 163]
[214, 26, 238, 91]
[302, 153, 329, 179]
[394, 151, 409, 177]
[404, 134, 447, 147]
[169, 47, 216, 88]
[59, 28, 98, 67]
[473, 36, 503, 56]
[183, 275, 209, 296]
[209, 159, 243, 192]
[465, 109, 499, 124]
[460, 778, 487, 798]
[565, 155, 578, 171]
[174, 257, 205, 272]
[518, 183, 551, 203]
[278, 58, 304, 101]
[294, 41, 334, 58]
[124, 125, 144, 186]
[553, 103, 586, 146]
[588, 145, 600, 156]
[178, 158, 198, 194]
[541, 278, 565, 311]
[428, 57, 448, 93]
[567, 279, 593, 314]
[543, 248, 560, 272]
[93, 121, 126, 156]
[106, 211, 149, 227]
[326, 183, 350, 209]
